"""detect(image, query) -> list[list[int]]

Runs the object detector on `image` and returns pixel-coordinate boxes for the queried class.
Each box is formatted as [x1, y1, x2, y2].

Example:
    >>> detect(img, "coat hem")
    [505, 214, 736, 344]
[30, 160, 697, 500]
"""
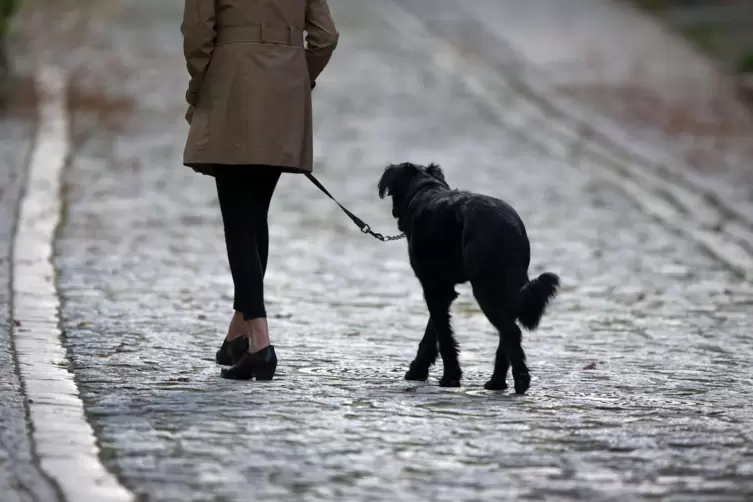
[184, 162, 311, 177]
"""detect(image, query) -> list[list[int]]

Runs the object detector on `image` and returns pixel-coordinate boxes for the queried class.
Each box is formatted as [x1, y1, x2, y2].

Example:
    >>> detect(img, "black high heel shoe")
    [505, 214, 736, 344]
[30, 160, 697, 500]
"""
[220, 345, 277, 381]
[215, 336, 249, 366]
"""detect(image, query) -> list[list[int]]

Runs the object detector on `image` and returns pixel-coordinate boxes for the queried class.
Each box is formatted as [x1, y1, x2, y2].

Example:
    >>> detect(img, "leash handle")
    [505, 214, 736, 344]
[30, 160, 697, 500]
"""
[305, 173, 405, 242]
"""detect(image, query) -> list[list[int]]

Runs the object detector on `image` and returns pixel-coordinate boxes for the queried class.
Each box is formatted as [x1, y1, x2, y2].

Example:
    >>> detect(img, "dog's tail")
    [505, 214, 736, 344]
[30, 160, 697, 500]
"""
[517, 272, 560, 331]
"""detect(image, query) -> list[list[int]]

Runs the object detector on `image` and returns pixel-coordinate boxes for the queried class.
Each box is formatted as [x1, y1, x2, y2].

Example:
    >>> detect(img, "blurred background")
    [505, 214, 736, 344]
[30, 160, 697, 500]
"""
[630, 0, 753, 77]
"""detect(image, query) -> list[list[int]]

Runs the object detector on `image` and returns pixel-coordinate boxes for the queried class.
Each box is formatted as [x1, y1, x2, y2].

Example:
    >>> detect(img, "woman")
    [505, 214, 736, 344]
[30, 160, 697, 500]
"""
[181, 0, 339, 380]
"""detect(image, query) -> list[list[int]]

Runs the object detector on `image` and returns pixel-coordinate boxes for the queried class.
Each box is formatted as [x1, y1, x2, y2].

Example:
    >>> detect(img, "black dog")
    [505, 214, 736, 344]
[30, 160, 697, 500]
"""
[378, 162, 560, 394]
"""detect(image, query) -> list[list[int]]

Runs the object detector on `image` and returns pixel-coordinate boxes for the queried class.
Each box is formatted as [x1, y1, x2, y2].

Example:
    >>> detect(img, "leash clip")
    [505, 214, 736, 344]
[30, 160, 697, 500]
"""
[305, 172, 406, 242]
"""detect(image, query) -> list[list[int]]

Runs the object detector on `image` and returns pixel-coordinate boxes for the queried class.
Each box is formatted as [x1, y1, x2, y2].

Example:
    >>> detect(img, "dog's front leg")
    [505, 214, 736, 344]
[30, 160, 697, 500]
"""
[422, 284, 461, 387]
[405, 318, 438, 381]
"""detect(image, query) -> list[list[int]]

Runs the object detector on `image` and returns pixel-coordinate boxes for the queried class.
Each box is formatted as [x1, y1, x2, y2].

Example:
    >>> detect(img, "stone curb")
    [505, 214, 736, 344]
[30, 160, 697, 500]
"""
[11, 65, 134, 502]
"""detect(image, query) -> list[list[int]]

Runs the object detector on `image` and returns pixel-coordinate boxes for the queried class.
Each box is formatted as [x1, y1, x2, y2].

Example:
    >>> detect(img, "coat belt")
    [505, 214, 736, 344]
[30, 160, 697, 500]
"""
[216, 23, 304, 47]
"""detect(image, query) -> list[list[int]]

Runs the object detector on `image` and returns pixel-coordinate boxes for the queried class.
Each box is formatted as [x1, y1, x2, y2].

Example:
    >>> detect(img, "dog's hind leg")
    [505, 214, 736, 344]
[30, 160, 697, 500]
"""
[473, 292, 510, 391]
[405, 319, 438, 381]
[502, 321, 529, 394]
[421, 284, 461, 387]
[474, 287, 530, 394]
[486, 318, 529, 393]
[485, 335, 510, 391]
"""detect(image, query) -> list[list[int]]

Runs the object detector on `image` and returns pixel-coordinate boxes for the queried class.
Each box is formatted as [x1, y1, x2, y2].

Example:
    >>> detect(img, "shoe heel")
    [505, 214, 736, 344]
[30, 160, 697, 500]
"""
[254, 362, 277, 381]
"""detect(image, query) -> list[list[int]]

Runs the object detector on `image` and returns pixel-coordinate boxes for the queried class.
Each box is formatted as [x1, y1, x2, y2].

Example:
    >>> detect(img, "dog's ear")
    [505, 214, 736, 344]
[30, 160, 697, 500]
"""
[426, 162, 446, 181]
[378, 164, 400, 199]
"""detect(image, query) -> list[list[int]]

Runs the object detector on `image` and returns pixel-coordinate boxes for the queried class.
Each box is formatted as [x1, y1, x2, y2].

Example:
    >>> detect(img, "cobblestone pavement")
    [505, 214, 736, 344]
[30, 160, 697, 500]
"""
[0, 63, 61, 502]
[36, 0, 753, 500]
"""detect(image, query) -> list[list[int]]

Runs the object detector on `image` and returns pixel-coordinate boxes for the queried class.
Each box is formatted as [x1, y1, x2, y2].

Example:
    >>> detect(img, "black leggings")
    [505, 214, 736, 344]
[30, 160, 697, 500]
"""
[215, 166, 281, 320]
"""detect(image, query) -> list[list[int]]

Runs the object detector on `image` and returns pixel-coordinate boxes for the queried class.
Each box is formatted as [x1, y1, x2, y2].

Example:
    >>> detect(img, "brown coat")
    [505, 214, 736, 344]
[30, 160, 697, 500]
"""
[181, 0, 339, 175]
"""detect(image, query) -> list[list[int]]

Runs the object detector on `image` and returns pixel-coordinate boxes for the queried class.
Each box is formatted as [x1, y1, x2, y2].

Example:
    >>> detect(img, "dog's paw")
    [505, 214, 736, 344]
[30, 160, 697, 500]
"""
[438, 375, 461, 388]
[405, 365, 430, 381]
[513, 373, 531, 395]
[483, 378, 508, 391]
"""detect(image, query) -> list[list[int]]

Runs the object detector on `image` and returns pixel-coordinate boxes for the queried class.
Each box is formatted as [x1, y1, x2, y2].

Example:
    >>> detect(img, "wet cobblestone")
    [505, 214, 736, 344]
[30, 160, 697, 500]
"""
[51, 0, 753, 501]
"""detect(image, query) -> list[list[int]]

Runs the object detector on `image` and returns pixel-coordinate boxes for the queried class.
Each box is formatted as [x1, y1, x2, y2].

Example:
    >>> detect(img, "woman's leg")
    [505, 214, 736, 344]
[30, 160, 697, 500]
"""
[253, 168, 281, 277]
[242, 168, 281, 351]
[215, 167, 280, 353]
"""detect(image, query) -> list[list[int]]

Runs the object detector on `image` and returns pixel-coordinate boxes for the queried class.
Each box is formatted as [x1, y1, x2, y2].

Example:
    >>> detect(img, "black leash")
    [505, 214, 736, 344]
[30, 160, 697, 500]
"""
[305, 173, 405, 242]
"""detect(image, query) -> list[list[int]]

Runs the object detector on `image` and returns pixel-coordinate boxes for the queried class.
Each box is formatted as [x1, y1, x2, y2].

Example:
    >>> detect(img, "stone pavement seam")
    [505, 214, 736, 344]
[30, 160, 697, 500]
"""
[10, 65, 134, 502]
[383, 0, 753, 281]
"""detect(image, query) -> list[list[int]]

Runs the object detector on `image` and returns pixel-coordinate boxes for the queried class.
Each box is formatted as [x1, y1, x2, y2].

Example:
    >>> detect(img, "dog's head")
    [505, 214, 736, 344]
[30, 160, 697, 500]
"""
[377, 162, 448, 218]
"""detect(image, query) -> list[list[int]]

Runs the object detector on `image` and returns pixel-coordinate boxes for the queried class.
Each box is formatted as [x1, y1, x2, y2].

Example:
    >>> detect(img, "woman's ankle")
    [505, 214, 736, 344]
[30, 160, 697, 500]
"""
[246, 317, 271, 352]
[226, 311, 248, 341]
